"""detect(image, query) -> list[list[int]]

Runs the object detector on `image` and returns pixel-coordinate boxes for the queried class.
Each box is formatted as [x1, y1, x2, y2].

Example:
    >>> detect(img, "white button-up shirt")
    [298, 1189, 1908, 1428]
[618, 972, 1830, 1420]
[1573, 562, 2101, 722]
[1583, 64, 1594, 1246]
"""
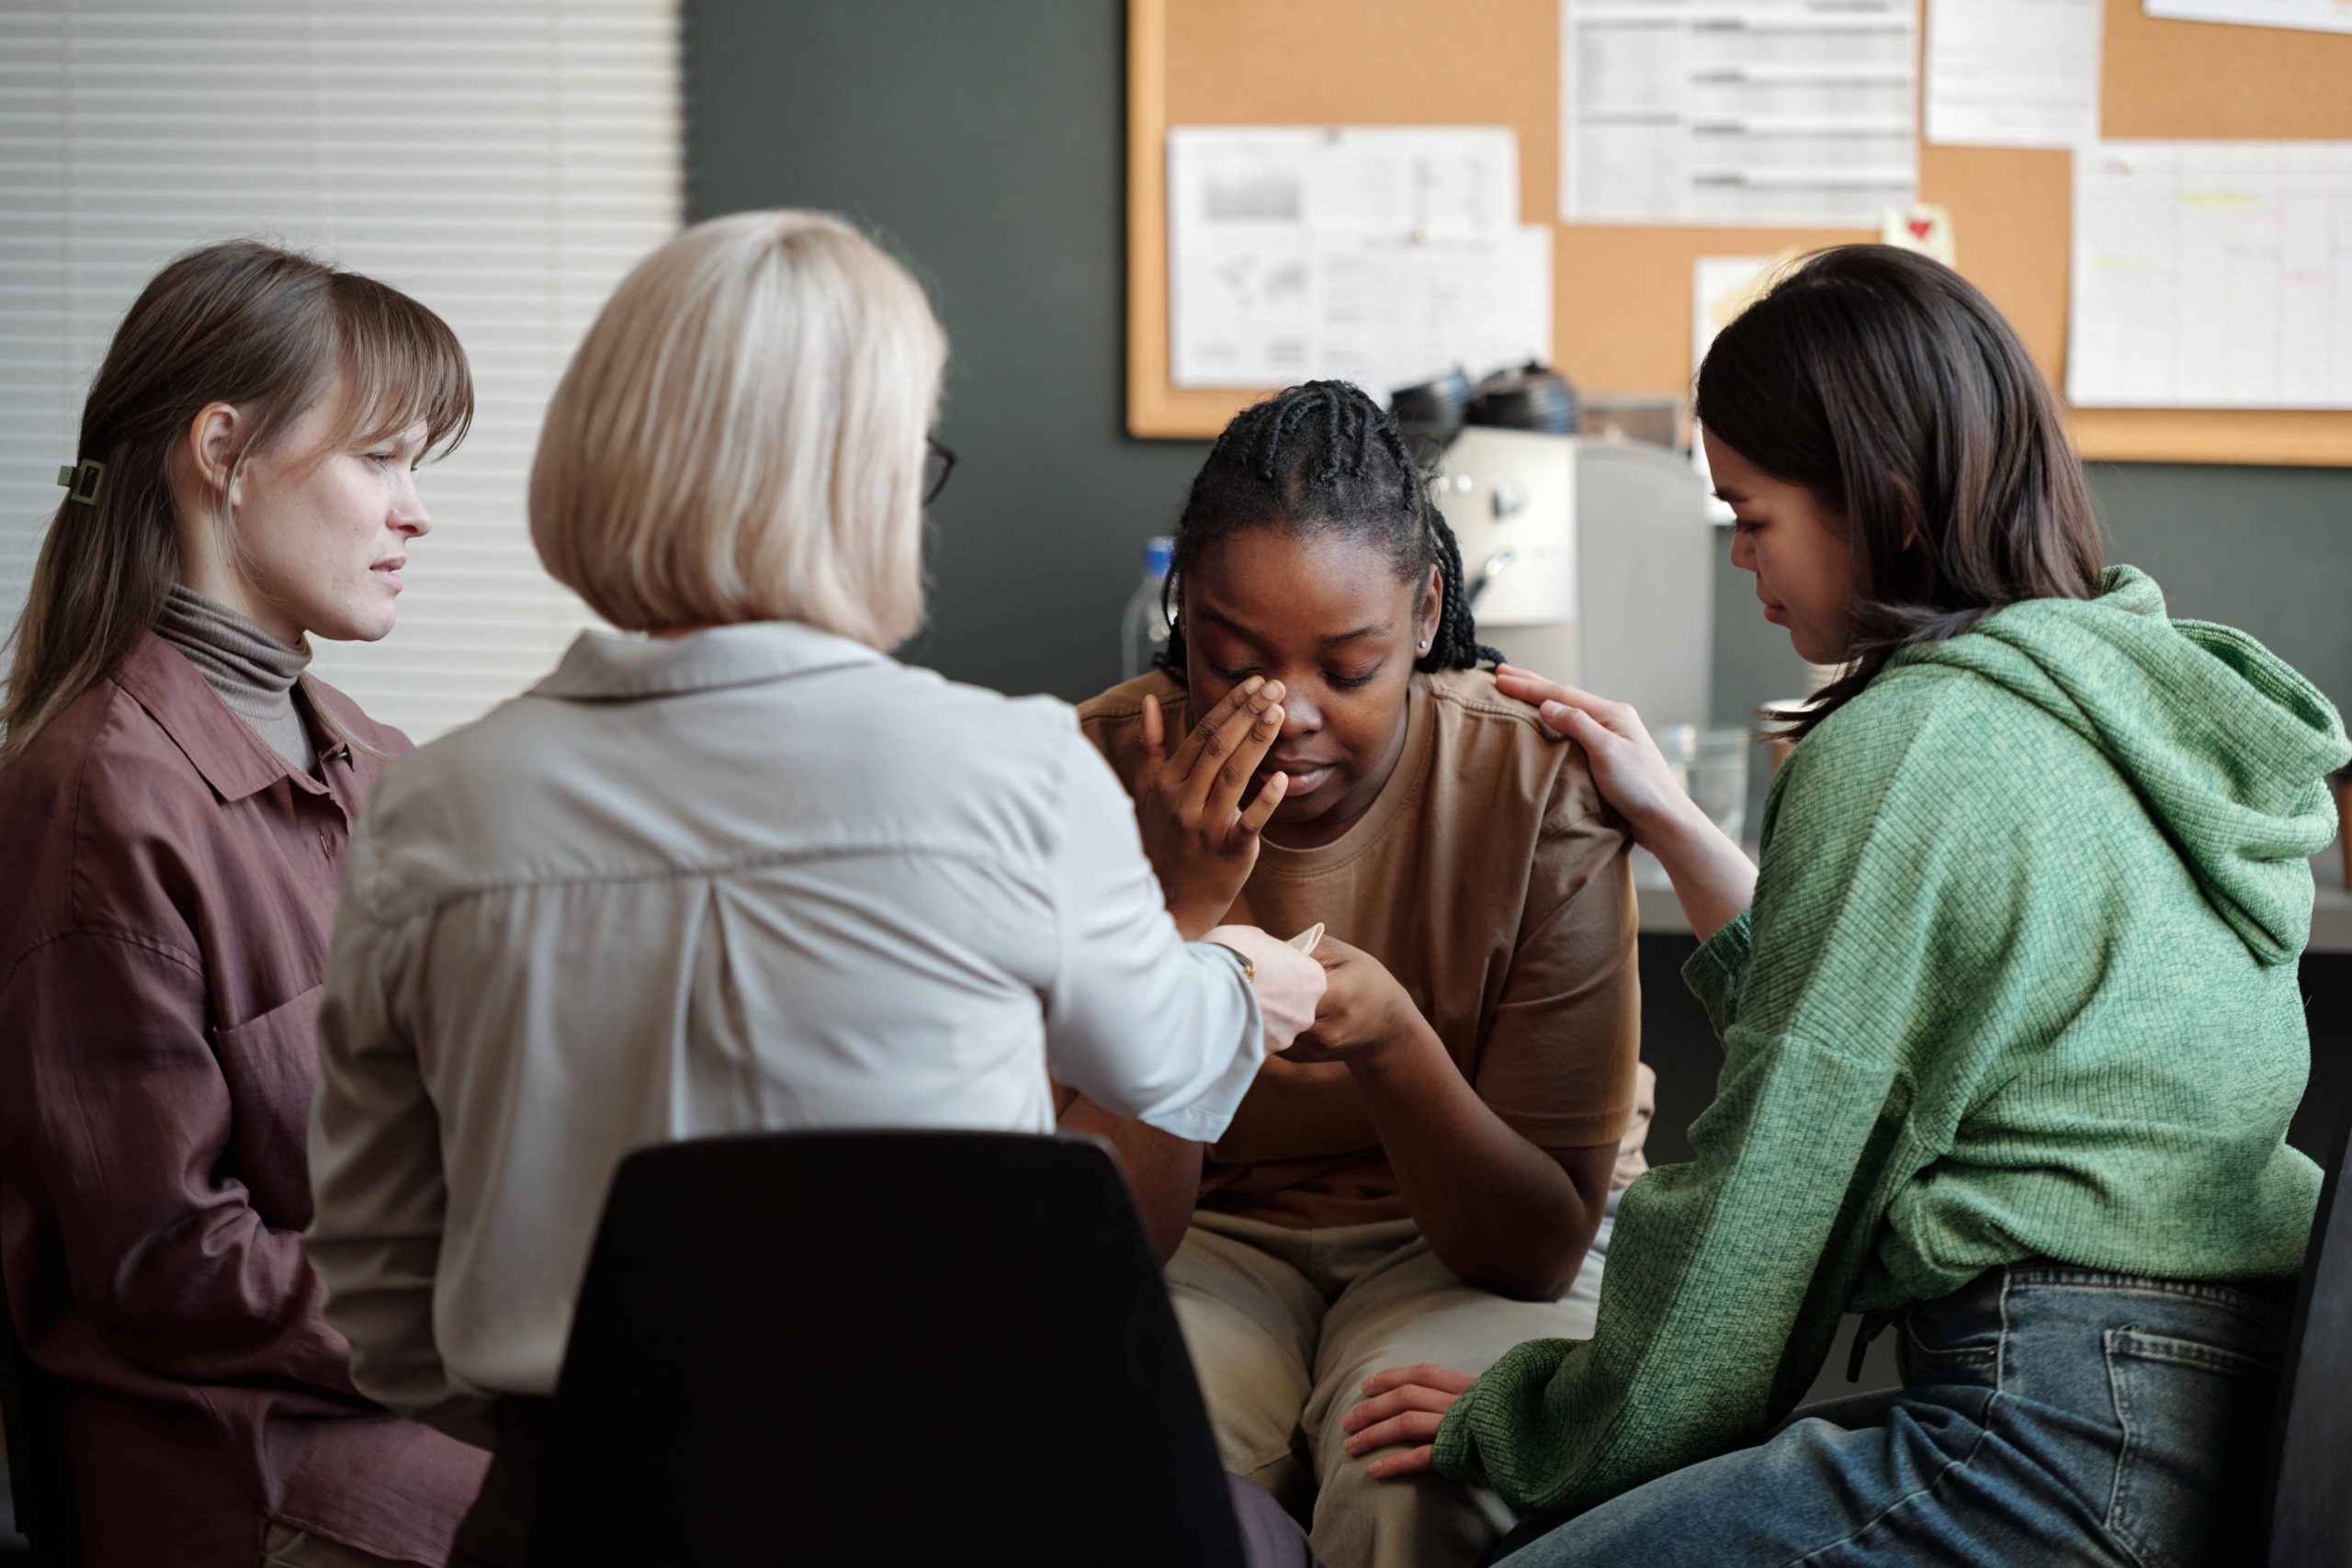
[306, 622, 1263, 1422]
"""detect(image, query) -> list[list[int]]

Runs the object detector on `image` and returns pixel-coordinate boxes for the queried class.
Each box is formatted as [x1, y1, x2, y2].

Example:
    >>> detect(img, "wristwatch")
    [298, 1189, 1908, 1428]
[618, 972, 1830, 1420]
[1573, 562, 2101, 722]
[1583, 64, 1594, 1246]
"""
[1207, 942, 1254, 981]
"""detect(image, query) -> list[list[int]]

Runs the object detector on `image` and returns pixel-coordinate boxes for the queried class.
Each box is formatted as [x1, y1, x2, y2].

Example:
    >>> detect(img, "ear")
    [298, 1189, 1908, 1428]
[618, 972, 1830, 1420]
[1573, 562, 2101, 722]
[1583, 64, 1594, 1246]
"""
[1879, 484, 1917, 550]
[183, 402, 247, 505]
[1415, 562, 1443, 656]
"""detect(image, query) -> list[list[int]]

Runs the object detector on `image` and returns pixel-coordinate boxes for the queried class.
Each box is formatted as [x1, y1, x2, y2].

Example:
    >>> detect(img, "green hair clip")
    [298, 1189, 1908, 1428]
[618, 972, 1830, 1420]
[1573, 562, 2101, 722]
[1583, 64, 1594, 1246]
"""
[56, 459, 106, 505]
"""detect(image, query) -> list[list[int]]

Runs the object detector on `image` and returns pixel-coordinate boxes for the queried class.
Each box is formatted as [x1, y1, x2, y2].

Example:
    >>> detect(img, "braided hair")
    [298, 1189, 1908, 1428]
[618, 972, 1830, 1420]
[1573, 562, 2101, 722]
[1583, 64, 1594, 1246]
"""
[1159, 379, 1500, 682]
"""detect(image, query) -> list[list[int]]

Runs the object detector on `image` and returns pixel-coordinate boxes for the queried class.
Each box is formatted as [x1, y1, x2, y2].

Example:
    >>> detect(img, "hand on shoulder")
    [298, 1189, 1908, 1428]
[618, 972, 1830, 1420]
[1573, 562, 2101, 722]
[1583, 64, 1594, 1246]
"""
[1493, 665, 1698, 847]
[1494, 664, 1757, 941]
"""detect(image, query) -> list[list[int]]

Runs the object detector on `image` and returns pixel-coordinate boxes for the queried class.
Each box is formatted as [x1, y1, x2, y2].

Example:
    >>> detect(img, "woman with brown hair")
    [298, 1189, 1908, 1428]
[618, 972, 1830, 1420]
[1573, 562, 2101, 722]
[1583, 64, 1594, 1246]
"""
[0, 241, 488, 1566]
[1348, 244, 2348, 1566]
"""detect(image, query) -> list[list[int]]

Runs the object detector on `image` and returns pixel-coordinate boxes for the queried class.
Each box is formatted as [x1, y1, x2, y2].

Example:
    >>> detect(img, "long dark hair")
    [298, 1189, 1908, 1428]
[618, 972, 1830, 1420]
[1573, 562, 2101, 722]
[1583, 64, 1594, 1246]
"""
[1160, 379, 1498, 680]
[1695, 245, 2102, 736]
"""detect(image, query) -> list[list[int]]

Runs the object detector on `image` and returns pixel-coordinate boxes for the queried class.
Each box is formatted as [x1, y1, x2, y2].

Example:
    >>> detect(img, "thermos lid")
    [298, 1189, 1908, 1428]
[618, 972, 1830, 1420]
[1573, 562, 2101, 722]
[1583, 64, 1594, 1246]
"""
[1467, 362, 1578, 434]
[1389, 367, 1475, 453]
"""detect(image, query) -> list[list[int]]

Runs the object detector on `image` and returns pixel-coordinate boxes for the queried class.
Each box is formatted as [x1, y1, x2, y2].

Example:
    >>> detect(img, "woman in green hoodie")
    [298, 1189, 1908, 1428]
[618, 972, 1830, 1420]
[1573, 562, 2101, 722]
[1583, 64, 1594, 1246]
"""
[1340, 244, 2350, 1566]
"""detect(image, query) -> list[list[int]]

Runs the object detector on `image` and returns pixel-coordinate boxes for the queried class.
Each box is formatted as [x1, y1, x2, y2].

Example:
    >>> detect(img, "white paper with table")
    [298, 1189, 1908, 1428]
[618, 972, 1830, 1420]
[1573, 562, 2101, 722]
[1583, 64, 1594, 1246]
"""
[2067, 141, 2352, 409]
[2142, 0, 2352, 34]
[1559, 0, 1919, 226]
[1167, 126, 1552, 395]
[1924, 0, 2102, 148]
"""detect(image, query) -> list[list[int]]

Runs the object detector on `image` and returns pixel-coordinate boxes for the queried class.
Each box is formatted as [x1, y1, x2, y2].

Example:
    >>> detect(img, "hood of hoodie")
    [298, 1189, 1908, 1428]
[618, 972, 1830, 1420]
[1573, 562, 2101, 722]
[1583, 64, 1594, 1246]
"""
[1892, 566, 2349, 964]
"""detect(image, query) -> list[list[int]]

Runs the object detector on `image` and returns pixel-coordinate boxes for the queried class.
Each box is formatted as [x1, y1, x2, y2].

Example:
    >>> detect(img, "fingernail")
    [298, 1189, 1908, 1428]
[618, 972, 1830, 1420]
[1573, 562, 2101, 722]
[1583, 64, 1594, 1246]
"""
[1261, 705, 1281, 727]
[1264, 680, 1284, 701]
[1242, 675, 1263, 694]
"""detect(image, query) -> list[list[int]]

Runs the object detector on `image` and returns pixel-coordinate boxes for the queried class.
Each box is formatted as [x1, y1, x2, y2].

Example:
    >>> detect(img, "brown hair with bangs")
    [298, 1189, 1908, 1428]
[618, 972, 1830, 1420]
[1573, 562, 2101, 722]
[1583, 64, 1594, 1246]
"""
[1694, 244, 2103, 737]
[1, 239, 472, 769]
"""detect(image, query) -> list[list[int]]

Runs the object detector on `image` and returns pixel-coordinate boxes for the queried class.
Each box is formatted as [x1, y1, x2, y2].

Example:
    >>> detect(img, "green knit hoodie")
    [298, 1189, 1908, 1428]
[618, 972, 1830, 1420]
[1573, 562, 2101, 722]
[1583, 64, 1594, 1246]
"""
[1434, 566, 2349, 1517]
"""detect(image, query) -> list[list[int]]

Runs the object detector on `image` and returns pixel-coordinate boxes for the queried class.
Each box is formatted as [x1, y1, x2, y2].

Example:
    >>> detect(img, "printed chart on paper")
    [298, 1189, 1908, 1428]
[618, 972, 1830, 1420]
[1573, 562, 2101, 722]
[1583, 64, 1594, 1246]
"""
[1167, 126, 1551, 396]
[1560, 0, 1918, 226]
[2069, 141, 2352, 410]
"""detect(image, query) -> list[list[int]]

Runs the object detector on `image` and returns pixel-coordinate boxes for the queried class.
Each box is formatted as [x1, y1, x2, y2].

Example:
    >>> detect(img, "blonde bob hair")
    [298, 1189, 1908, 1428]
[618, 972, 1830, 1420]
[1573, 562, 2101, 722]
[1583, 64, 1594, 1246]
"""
[530, 210, 947, 648]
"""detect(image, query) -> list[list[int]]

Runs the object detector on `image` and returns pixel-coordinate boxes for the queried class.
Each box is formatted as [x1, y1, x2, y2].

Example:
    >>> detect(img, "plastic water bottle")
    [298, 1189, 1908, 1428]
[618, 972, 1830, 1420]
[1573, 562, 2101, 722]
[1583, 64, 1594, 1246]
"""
[1121, 536, 1175, 682]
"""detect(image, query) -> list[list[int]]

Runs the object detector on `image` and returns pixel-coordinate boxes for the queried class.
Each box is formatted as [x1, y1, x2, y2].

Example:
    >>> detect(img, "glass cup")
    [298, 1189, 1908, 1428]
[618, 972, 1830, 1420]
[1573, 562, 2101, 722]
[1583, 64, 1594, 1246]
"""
[1655, 724, 1750, 846]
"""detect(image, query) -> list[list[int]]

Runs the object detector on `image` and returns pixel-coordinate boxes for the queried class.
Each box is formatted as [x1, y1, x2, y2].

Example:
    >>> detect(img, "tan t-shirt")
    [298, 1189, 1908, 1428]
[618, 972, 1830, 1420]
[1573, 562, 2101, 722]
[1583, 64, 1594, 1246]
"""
[1078, 667, 1649, 1229]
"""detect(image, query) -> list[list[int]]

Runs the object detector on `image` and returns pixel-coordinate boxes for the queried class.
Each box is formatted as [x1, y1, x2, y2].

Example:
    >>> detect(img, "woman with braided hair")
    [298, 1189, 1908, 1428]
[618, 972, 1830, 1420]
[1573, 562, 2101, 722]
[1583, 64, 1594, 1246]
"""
[1063, 379, 1651, 1568]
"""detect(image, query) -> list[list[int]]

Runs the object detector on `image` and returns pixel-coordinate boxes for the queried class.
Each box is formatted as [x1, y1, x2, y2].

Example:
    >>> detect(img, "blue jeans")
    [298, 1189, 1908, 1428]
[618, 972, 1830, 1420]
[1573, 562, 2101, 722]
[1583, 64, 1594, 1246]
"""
[1495, 1263, 2291, 1568]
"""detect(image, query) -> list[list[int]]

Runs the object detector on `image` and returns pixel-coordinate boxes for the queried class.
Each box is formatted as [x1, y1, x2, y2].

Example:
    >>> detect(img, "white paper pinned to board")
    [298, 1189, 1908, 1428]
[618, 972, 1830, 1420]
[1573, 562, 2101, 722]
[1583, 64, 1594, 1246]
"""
[1560, 0, 1920, 226]
[2143, 0, 2352, 34]
[1167, 127, 1550, 395]
[1925, 0, 2102, 149]
[2068, 141, 2352, 409]
[1314, 227, 1554, 408]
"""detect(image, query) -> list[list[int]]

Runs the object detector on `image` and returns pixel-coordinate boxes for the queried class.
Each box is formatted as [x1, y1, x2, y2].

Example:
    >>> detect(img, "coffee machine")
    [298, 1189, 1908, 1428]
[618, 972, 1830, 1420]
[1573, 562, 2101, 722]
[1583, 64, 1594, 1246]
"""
[1402, 368, 1715, 733]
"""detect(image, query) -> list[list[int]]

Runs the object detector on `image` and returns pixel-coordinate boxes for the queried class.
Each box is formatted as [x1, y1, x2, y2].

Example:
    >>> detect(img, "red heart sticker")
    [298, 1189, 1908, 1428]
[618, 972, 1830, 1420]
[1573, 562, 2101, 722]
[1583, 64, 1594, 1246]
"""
[1907, 218, 1934, 240]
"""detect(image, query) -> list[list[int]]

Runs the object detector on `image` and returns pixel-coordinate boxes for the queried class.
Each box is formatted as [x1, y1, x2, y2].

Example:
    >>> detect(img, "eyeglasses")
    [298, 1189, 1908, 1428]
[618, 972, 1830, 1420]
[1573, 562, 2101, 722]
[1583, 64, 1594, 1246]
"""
[923, 434, 956, 506]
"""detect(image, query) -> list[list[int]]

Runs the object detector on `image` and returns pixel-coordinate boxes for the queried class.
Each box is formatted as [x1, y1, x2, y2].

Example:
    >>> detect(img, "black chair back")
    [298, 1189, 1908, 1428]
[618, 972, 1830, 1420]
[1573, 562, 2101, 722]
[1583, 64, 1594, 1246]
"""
[2264, 1094, 2352, 1565]
[0, 1217, 67, 1564]
[527, 1131, 1248, 1567]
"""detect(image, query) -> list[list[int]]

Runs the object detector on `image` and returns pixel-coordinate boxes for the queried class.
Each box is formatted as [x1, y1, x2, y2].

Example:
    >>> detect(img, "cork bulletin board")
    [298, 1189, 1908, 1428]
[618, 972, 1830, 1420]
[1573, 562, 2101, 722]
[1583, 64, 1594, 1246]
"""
[1126, 0, 2352, 463]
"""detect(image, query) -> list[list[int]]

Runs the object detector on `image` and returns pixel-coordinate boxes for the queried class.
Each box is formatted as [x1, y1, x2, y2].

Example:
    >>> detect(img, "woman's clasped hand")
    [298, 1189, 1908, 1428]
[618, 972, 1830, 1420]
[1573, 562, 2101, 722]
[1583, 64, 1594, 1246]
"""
[1202, 921, 1328, 1051]
[1279, 936, 1420, 1067]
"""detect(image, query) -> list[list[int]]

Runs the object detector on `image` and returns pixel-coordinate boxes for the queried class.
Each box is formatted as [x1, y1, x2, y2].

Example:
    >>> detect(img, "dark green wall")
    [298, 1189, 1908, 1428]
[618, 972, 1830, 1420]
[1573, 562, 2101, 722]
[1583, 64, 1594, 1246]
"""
[690, 0, 1202, 704]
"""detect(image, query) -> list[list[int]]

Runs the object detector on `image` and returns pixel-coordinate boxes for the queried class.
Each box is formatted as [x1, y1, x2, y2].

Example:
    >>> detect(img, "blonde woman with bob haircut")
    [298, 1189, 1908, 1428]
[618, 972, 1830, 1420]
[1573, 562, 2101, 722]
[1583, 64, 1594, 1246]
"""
[0, 242, 489, 1567]
[305, 210, 1331, 1568]
[526, 208, 933, 648]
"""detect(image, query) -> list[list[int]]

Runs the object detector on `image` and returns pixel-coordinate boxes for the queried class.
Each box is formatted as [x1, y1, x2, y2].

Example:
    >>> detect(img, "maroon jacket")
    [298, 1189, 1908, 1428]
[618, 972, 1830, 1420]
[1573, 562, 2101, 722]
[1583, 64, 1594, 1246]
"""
[0, 635, 486, 1565]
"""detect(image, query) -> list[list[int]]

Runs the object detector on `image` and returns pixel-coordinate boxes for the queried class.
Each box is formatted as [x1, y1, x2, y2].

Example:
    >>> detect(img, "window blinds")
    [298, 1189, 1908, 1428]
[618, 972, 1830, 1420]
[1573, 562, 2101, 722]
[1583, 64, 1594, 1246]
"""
[0, 0, 682, 742]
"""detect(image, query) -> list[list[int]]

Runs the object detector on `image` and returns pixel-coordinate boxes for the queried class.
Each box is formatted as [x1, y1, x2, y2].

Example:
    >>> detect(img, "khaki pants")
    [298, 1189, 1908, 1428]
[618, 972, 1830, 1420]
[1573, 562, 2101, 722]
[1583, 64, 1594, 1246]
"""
[1167, 1196, 1614, 1568]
